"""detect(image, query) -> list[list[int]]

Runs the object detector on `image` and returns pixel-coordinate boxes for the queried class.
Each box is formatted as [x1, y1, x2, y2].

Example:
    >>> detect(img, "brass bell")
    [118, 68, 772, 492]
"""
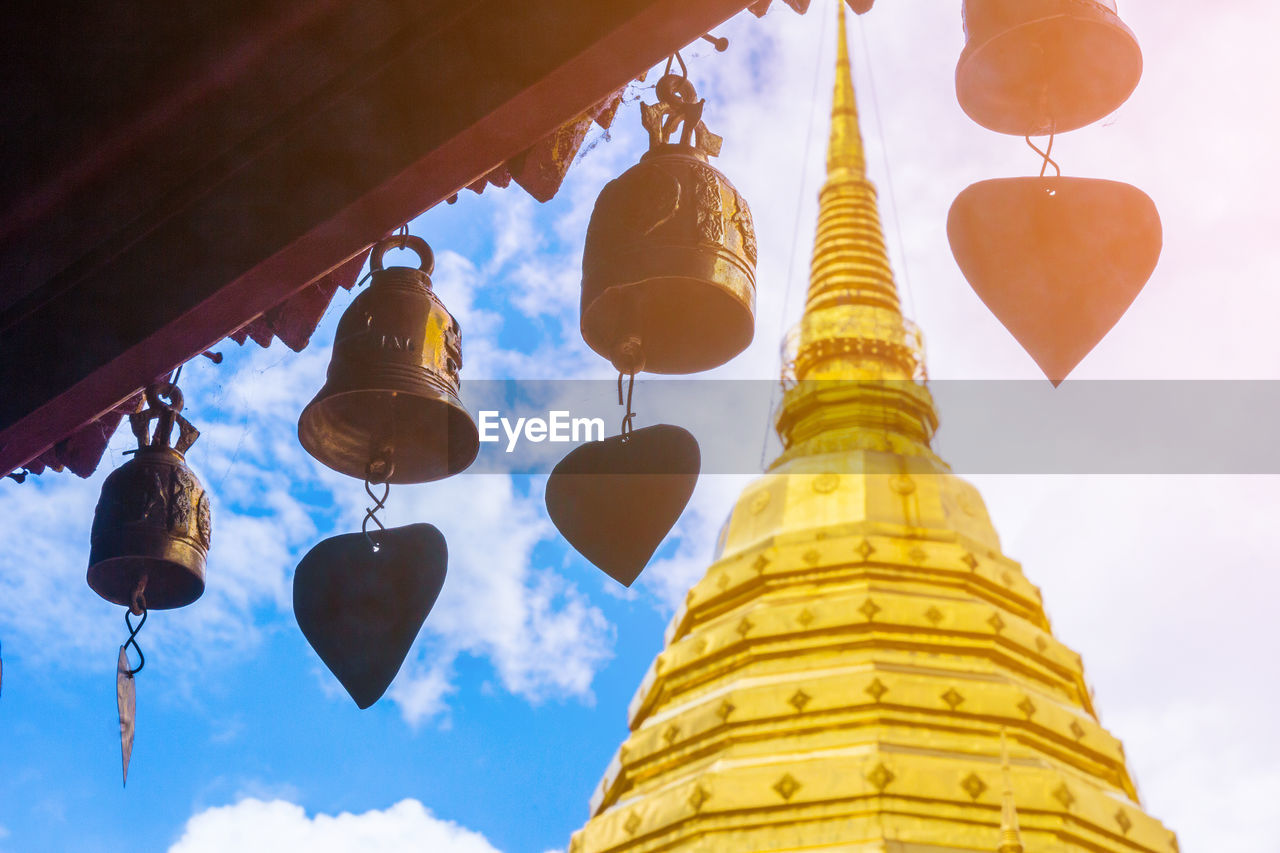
[581, 72, 756, 375]
[88, 382, 209, 610]
[956, 0, 1143, 135]
[298, 235, 479, 484]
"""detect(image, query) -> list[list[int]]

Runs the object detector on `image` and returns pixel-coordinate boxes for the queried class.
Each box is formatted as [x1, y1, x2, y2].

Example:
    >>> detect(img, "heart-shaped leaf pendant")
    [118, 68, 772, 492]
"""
[293, 523, 446, 709]
[116, 646, 135, 786]
[948, 177, 1162, 384]
[545, 424, 699, 587]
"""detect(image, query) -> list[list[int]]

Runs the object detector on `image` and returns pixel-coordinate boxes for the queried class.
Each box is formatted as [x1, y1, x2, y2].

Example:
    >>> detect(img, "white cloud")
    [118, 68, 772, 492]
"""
[168, 799, 501, 853]
[373, 474, 613, 725]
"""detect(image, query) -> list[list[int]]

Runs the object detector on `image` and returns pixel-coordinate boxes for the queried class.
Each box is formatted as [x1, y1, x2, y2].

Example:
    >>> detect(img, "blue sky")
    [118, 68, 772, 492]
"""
[4, 2, 1280, 850]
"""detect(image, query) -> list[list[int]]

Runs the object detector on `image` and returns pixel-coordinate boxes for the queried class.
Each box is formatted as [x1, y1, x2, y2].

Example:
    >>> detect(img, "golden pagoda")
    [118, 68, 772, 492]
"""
[568, 6, 1179, 852]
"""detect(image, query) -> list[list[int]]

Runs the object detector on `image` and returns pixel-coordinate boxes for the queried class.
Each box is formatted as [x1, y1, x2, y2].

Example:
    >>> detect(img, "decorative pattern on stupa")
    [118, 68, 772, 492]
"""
[569, 6, 1178, 851]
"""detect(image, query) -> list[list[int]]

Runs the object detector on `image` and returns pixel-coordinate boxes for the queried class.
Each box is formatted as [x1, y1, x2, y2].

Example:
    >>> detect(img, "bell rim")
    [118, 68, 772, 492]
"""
[86, 552, 207, 610]
[297, 388, 481, 484]
[580, 274, 756, 375]
[955, 7, 1143, 135]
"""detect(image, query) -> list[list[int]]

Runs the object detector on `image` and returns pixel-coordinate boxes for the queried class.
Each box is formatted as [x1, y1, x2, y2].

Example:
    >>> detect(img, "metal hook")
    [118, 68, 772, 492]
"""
[1025, 132, 1060, 178]
[123, 577, 147, 677]
[362, 455, 393, 552]
[663, 50, 689, 80]
[618, 371, 637, 441]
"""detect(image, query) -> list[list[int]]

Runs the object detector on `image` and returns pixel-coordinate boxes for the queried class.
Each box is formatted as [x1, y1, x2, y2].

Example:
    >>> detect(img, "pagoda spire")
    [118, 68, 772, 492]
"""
[827, 6, 866, 178]
[775, 2, 938, 463]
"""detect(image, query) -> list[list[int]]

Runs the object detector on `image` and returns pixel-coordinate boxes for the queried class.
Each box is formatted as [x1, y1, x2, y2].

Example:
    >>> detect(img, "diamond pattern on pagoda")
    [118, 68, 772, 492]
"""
[1017, 696, 1037, 719]
[773, 773, 802, 801]
[855, 539, 875, 560]
[988, 612, 1006, 633]
[716, 700, 735, 722]
[789, 689, 812, 712]
[802, 548, 821, 565]
[796, 607, 815, 627]
[865, 678, 889, 702]
[924, 606, 944, 625]
[1070, 720, 1086, 740]
[752, 554, 770, 573]
[961, 551, 979, 569]
[688, 784, 711, 812]
[866, 762, 894, 792]
[1116, 810, 1133, 834]
[748, 489, 770, 514]
[961, 772, 988, 800]
[736, 617, 754, 637]
[1053, 783, 1076, 809]
[907, 545, 927, 563]
[941, 688, 965, 710]
[858, 598, 881, 620]
[623, 812, 642, 835]
[663, 724, 680, 746]
[715, 572, 729, 590]
[1035, 635, 1049, 652]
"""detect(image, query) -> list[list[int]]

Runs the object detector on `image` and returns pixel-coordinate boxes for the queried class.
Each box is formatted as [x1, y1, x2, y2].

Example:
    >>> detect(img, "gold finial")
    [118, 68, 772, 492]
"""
[828, 2, 867, 177]
[998, 728, 1025, 853]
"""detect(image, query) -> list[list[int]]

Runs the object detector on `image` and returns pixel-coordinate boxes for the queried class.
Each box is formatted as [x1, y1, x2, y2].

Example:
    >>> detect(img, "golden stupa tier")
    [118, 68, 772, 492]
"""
[569, 5, 1177, 851]
[570, 452, 1177, 852]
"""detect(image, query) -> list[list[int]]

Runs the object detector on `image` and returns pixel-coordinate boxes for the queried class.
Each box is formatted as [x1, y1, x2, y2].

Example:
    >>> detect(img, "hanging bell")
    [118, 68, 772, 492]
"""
[298, 235, 480, 483]
[88, 382, 209, 610]
[956, 0, 1143, 135]
[581, 72, 756, 375]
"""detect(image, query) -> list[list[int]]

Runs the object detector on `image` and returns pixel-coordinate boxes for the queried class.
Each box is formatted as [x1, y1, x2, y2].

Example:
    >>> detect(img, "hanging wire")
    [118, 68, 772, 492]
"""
[1026, 131, 1061, 178]
[857, 13, 918, 320]
[617, 371, 637, 441]
[759, 4, 832, 471]
[663, 50, 689, 79]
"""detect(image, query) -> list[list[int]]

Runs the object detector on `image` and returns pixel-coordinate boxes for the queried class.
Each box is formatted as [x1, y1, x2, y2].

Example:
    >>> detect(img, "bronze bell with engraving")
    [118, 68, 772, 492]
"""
[298, 235, 479, 484]
[88, 382, 209, 610]
[956, 0, 1143, 136]
[581, 71, 756, 375]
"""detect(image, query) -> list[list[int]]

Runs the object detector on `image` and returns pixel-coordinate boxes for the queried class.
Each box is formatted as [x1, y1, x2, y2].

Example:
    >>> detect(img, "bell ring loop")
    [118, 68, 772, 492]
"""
[143, 382, 183, 414]
[369, 234, 435, 276]
[656, 73, 698, 106]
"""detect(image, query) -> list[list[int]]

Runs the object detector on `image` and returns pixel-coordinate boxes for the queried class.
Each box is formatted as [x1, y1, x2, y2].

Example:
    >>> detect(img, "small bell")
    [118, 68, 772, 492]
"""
[956, 0, 1143, 135]
[581, 71, 756, 375]
[298, 235, 480, 484]
[88, 382, 209, 611]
